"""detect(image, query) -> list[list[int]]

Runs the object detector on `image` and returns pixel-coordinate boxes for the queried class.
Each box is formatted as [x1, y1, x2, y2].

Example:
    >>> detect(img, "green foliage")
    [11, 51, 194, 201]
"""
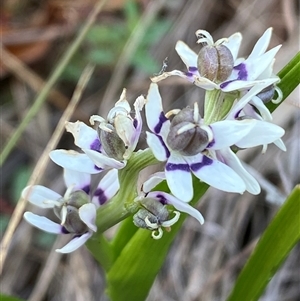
[226, 185, 300, 301]
[0, 294, 27, 301]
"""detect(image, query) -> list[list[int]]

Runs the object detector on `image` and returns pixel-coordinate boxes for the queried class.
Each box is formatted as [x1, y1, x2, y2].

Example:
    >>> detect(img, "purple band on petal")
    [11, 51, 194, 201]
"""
[133, 118, 138, 129]
[94, 165, 103, 171]
[220, 63, 248, 89]
[157, 135, 170, 158]
[154, 112, 168, 134]
[166, 162, 190, 172]
[189, 66, 198, 72]
[90, 138, 101, 152]
[94, 188, 107, 205]
[155, 194, 168, 205]
[81, 185, 91, 195]
[61, 226, 70, 234]
[190, 156, 213, 171]
[207, 140, 215, 148]
[234, 63, 248, 80]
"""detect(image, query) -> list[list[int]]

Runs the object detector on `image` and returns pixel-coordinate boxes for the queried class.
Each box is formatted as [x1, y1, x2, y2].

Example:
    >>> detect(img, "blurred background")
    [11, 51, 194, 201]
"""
[1, 0, 299, 300]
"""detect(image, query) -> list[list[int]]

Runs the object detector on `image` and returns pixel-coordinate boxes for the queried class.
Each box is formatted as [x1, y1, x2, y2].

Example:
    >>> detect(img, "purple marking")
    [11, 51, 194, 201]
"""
[81, 185, 91, 195]
[185, 71, 193, 77]
[206, 138, 215, 149]
[94, 165, 103, 172]
[234, 109, 242, 119]
[61, 226, 70, 234]
[157, 135, 170, 159]
[190, 156, 213, 171]
[90, 138, 101, 152]
[94, 188, 107, 205]
[234, 63, 248, 80]
[156, 194, 168, 205]
[133, 118, 138, 129]
[154, 112, 168, 134]
[220, 63, 248, 89]
[189, 66, 198, 72]
[166, 162, 190, 172]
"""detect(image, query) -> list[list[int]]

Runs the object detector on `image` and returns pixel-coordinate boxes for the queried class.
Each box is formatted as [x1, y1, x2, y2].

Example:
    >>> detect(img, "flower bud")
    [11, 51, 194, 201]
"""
[53, 190, 90, 234]
[197, 44, 234, 82]
[167, 107, 210, 156]
[133, 198, 170, 230]
[99, 124, 126, 161]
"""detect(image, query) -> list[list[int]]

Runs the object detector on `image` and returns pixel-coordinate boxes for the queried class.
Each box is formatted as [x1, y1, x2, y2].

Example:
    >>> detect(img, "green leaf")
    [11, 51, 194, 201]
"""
[267, 51, 300, 113]
[226, 185, 300, 301]
[106, 179, 208, 301]
[0, 294, 27, 301]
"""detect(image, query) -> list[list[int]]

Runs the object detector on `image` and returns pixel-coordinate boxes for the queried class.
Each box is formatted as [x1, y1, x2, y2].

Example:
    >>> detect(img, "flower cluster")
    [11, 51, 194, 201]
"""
[22, 27, 285, 253]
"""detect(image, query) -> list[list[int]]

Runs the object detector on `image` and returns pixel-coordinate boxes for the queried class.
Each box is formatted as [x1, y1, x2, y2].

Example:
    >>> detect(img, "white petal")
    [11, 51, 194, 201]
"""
[146, 132, 169, 162]
[248, 28, 272, 59]
[151, 70, 190, 83]
[125, 95, 145, 158]
[24, 212, 63, 234]
[56, 232, 92, 253]
[249, 96, 273, 121]
[79, 203, 97, 232]
[273, 138, 286, 151]
[217, 148, 260, 194]
[22, 186, 62, 208]
[65, 121, 101, 151]
[63, 169, 91, 190]
[209, 119, 256, 149]
[223, 32, 242, 61]
[235, 121, 285, 148]
[228, 81, 278, 119]
[185, 154, 246, 193]
[143, 172, 166, 193]
[194, 76, 218, 90]
[148, 191, 204, 225]
[146, 83, 170, 135]
[92, 169, 120, 205]
[175, 40, 198, 68]
[83, 149, 126, 169]
[50, 150, 101, 174]
[165, 153, 193, 202]
[243, 45, 281, 81]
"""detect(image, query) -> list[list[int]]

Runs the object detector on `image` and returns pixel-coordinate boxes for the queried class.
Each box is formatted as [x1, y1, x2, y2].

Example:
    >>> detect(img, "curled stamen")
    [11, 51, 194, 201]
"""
[177, 123, 196, 135]
[90, 115, 106, 126]
[145, 216, 159, 229]
[193, 103, 200, 123]
[161, 211, 180, 227]
[272, 86, 283, 104]
[166, 109, 181, 119]
[151, 227, 163, 239]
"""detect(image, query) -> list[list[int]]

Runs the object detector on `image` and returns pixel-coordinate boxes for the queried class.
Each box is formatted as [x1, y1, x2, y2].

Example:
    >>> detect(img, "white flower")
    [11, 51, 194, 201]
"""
[49, 89, 145, 173]
[22, 169, 119, 253]
[151, 28, 281, 93]
[145, 83, 285, 202]
[134, 172, 204, 238]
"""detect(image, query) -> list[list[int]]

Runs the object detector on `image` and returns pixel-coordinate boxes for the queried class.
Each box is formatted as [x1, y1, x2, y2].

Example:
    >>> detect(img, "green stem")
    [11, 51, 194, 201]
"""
[95, 149, 159, 233]
[204, 89, 235, 124]
[86, 233, 114, 272]
[0, 0, 108, 167]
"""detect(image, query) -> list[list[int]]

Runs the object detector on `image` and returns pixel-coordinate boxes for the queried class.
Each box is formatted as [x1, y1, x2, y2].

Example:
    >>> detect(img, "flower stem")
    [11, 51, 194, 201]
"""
[95, 148, 159, 233]
[204, 89, 234, 124]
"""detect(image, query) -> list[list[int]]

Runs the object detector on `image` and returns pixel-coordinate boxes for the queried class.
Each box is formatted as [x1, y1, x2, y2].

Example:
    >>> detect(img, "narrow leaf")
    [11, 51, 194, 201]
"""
[226, 185, 300, 301]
